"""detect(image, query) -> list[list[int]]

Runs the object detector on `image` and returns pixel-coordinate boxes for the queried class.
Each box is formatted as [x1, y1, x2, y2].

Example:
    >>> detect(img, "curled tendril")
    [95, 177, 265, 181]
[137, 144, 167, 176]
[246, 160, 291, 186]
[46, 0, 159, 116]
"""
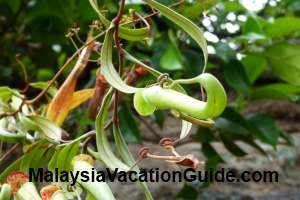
[157, 73, 170, 87]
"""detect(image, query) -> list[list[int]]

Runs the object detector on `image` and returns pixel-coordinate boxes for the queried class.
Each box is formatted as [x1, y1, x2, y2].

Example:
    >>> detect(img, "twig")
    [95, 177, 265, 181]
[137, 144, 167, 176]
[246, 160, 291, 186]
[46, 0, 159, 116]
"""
[112, 0, 126, 125]
[80, 134, 95, 154]
[0, 144, 20, 164]
[0, 141, 3, 157]
[15, 54, 28, 88]
[88, 71, 108, 120]
[59, 130, 96, 147]
[136, 115, 162, 139]
[0, 101, 24, 119]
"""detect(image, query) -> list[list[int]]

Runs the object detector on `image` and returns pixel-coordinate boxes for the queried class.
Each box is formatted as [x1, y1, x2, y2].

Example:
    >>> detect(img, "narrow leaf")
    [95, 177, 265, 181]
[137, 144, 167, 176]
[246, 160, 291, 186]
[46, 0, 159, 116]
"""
[47, 43, 94, 125]
[29, 116, 62, 143]
[144, 0, 208, 69]
[112, 125, 153, 200]
[250, 83, 300, 100]
[101, 29, 138, 94]
[0, 128, 25, 143]
[69, 89, 95, 110]
[46, 72, 76, 125]
[95, 89, 130, 171]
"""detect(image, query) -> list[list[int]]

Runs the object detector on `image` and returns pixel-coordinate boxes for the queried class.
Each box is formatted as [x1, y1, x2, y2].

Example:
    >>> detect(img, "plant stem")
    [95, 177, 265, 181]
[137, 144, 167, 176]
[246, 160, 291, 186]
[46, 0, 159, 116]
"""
[0, 144, 20, 164]
[136, 115, 162, 138]
[112, 0, 126, 125]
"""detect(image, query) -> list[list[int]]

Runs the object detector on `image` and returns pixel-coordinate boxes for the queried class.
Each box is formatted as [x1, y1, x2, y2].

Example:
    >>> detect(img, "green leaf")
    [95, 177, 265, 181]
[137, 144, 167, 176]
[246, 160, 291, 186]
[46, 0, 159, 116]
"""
[20, 141, 47, 173]
[95, 89, 130, 171]
[224, 60, 250, 93]
[265, 17, 300, 38]
[217, 107, 253, 136]
[29, 116, 62, 143]
[221, 1, 246, 12]
[201, 143, 223, 162]
[192, 127, 216, 143]
[119, 104, 142, 144]
[242, 55, 267, 83]
[160, 45, 183, 70]
[243, 16, 264, 34]
[0, 128, 25, 143]
[159, 30, 184, 71]
[182, 49, 205, 77]
[250, 83, 300, 100]
[220, 133, 247, 157]
[65, 142, 80, 171]
[30, 148, 48, 173]
[48, 148, 61, 172]
[39, 147, 55, 168]
[30, 82, 58, 97]
[239, 16, 266, 42]
[265, 43, 300, 86]
[112, 124, 153, 200]
[19, 115, 40, 131]
[217, 108, 271, 153]
[247, 114, 279, 147]
[53, 142, 80, 172]
[278, 130, 295, 146]
[101, 29, 138, 93]
[0, 157, 22, 182]
[57, 144, 73, 172]
[182, 2, 207, 20]
[0, 87, 13, 102]
[36, 68, 54, 81]
[238, 32, 267, 42]
[215, 117, 249, 136]
[144, 0, 208, 69]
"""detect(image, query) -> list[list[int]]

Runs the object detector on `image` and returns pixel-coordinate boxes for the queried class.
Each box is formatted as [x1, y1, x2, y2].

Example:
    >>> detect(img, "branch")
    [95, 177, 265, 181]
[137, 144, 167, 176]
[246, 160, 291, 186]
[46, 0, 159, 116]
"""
[0, 144, 20, 164]
[112, 0, 126, 124]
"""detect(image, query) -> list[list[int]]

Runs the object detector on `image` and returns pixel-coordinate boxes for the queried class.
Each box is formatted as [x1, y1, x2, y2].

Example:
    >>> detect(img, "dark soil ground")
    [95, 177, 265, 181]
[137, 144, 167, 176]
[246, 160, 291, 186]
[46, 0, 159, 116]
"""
[109, 100, 300, 200]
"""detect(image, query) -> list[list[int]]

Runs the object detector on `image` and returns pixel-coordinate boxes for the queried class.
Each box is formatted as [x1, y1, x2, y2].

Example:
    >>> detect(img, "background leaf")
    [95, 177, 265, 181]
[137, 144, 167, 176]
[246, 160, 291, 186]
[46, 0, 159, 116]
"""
[265, 17, 300, 38]
[119, 104, 142, 144]
[224, 60, 250, 93]
[265, 43, 300, 86]
[242, 55, 267, 83]
[250, 83, 300, 100]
